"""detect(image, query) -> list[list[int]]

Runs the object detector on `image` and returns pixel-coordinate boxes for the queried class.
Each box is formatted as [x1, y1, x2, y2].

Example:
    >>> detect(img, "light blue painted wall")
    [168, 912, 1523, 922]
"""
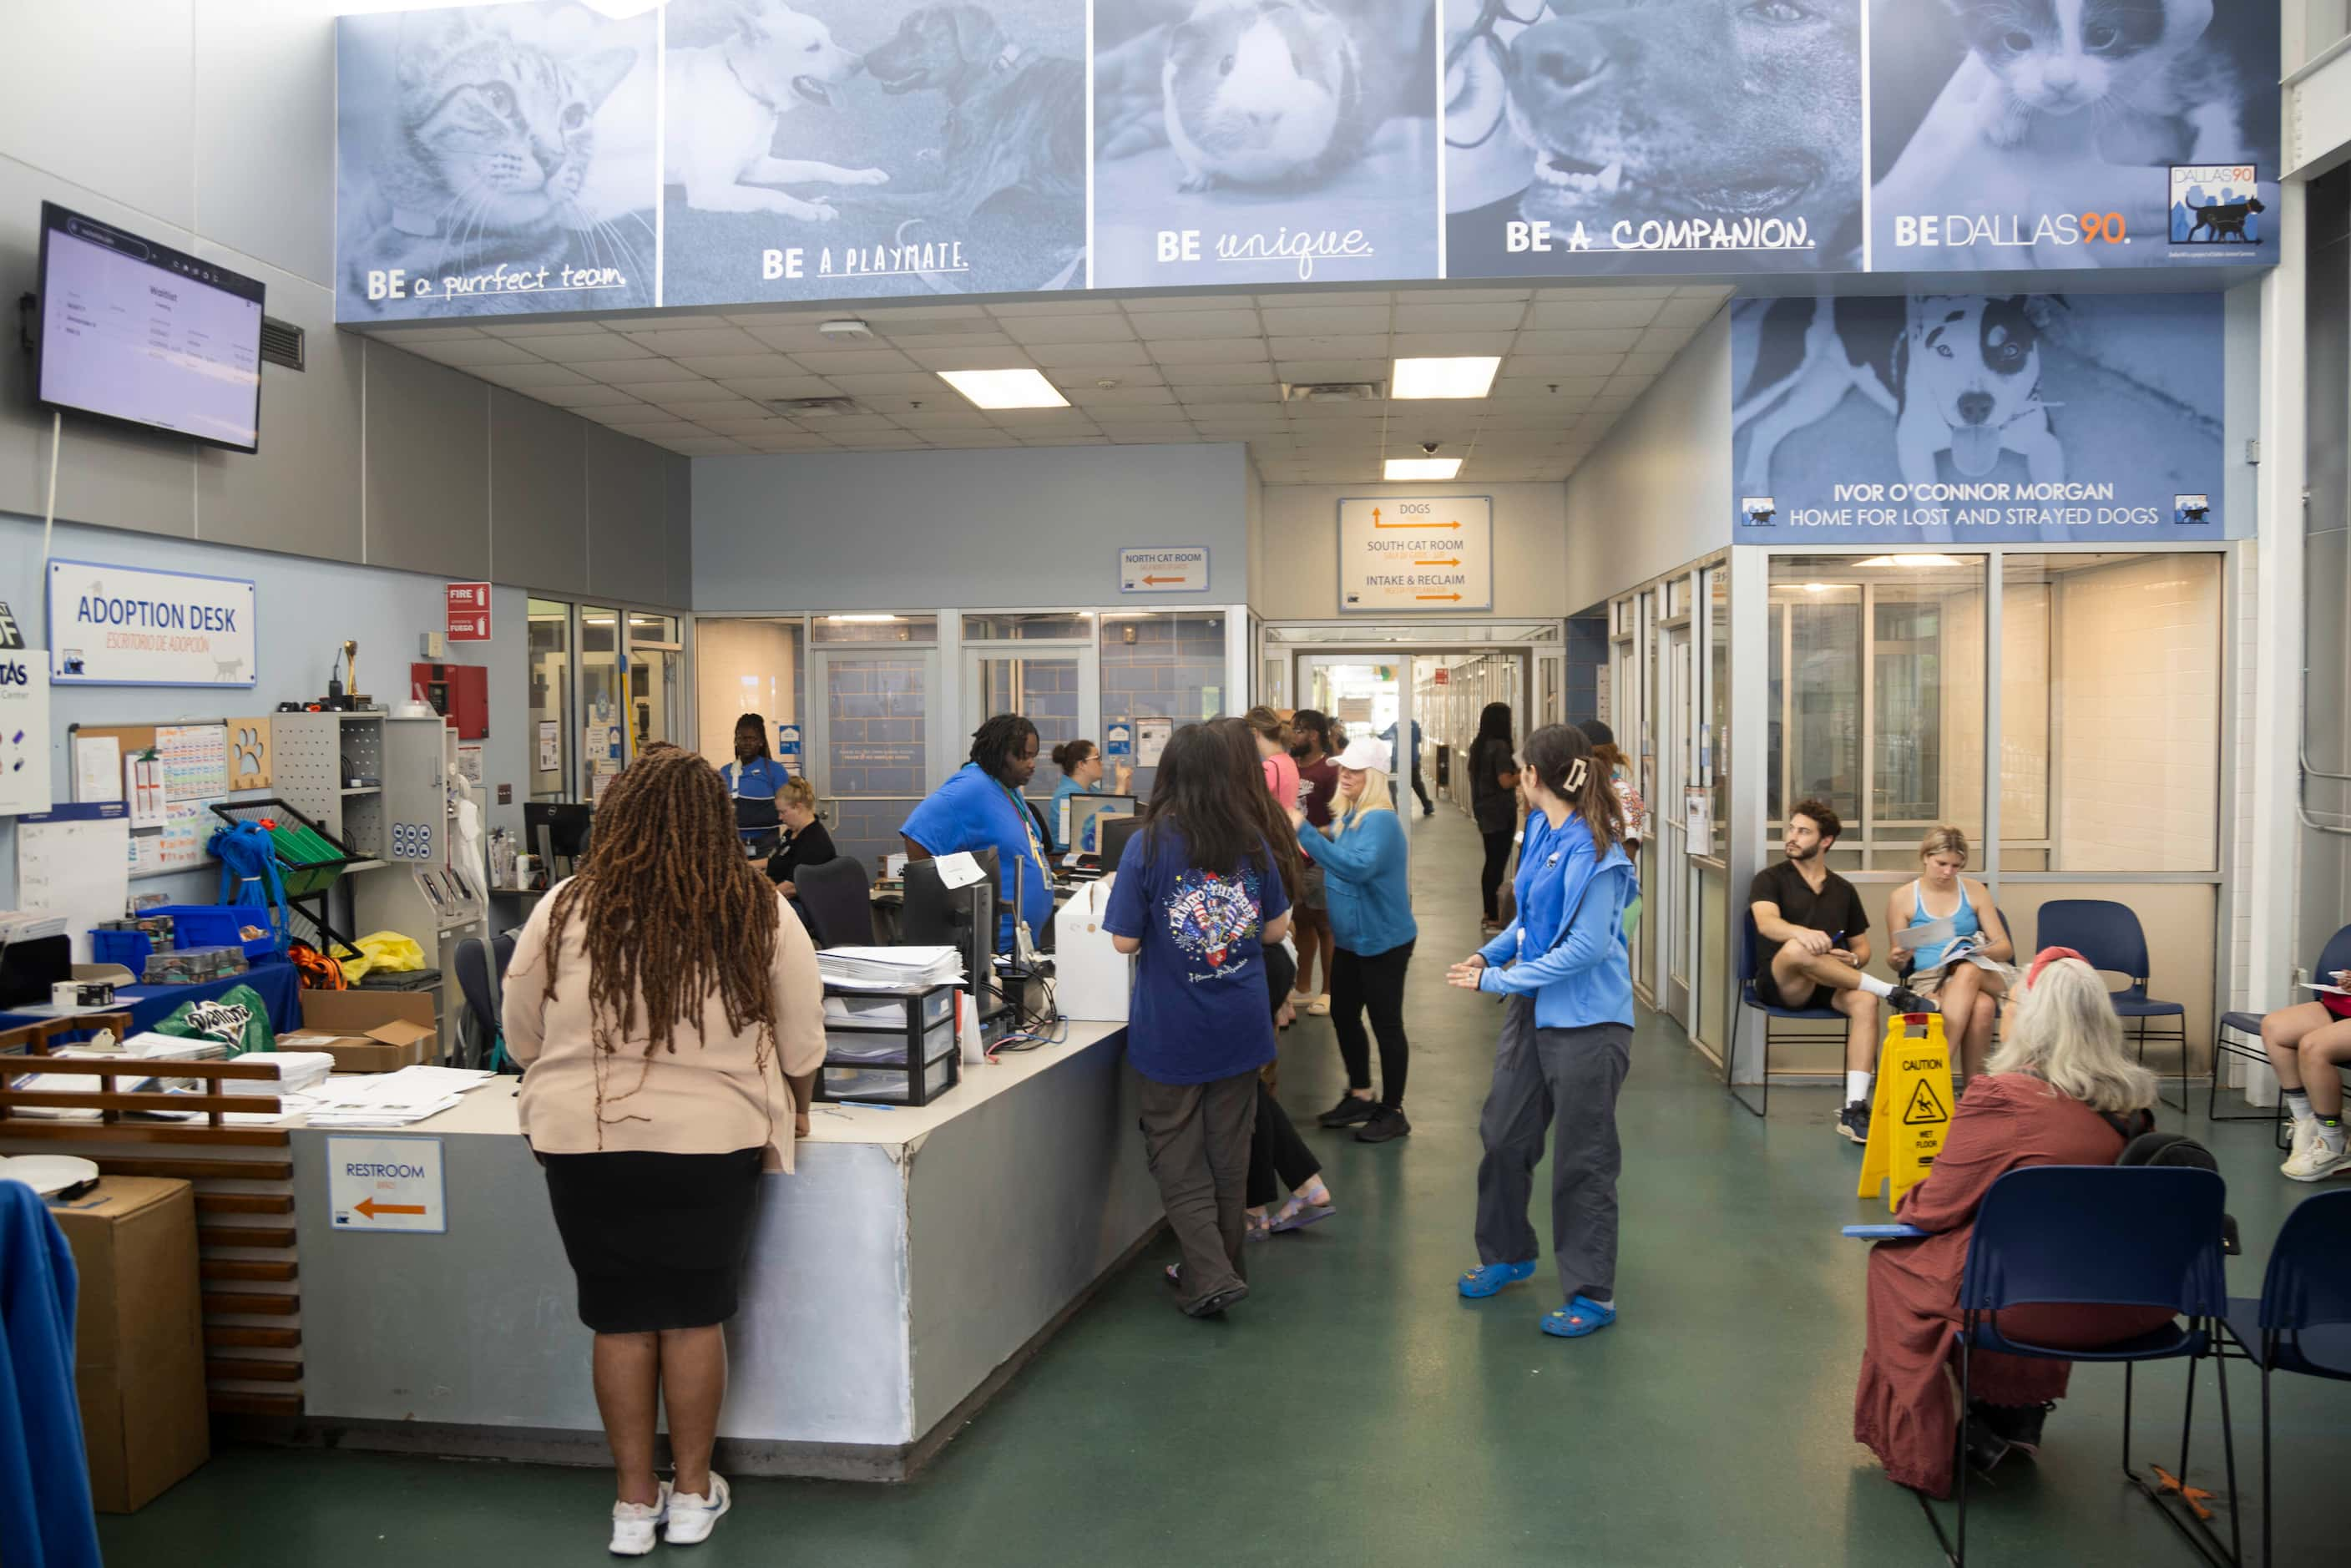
[691, 445, 1251, 611]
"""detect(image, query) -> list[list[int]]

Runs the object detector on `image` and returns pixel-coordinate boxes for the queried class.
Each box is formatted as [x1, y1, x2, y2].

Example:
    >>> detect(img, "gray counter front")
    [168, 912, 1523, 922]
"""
[291, 1023, 1159, 1479]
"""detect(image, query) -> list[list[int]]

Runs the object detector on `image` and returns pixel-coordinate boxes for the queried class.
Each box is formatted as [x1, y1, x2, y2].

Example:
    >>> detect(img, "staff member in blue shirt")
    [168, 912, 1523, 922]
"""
[1289, 734, 1418, 1145]
[901, 715, 1054, 953]
[720, 714, 791, 857]
[1048, 739, 1134, 855]
[1379, 717, 1436, 817]
[1448, 723, 1636, 1341]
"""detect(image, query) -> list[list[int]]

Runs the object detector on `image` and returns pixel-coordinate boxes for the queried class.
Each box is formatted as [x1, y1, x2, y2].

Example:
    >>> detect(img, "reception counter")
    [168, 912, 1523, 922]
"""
[290, 1022, 1159, 1479]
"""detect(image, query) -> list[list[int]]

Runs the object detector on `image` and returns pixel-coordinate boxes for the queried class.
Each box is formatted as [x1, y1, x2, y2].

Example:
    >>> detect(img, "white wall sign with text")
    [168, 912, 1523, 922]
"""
[0, 651, 53, 816]
[1118, 546, 1209, 594]
[48, 559, 257, 687]
[1337, 498, 1494, 613]
[328, 1136, 446, 1235]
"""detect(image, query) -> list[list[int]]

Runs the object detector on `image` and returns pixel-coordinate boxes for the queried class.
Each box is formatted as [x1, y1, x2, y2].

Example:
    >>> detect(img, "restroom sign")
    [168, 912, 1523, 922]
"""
[446, 583, 491, 642]
[328, 1136, 447, 1234]
[1337, 498, 1493, 613]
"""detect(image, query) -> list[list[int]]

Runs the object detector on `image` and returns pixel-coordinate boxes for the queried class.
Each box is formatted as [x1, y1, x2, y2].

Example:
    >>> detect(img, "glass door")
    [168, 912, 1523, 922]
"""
[528, 598, 573, 802]
[809, 646, 938, 877]
[628, 613, 682, 755]
[1659, 621, 1694, 1027]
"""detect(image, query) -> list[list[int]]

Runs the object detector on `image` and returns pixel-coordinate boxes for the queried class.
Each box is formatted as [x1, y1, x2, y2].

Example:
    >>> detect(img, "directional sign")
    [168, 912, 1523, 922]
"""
[1337, 498, 1493, 613]
[328, 1136, 447, 1235]
[1119, 546, 1209, 594]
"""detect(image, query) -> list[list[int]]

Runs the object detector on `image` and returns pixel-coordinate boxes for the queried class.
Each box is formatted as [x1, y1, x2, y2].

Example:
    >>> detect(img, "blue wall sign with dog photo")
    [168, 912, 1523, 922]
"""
[1728, 291, 2229, 544]
[336, 2, 661, 321]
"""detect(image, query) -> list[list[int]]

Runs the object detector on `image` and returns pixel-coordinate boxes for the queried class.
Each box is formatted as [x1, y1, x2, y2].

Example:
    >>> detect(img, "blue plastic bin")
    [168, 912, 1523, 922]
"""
[90, 904, 278, 972]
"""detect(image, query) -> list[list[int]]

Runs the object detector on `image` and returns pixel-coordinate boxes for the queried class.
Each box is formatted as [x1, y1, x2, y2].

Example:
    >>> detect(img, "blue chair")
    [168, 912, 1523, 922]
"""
[1923, 1165, 2237, 1568]
[2037, 900, 2192, 1115]
[2220, 1191, 2351, 1568]
[2212, 924, 2351, 1144]
[1729, 912, 1846, 1117]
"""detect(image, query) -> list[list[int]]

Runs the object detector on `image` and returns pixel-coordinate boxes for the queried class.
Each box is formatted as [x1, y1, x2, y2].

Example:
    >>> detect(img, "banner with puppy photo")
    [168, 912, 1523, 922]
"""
[1092, 0, 1443, 288]
[659, 0, 1085, 303]
[1441, 0, 1866, 279]
[336, 2, 660, 319]
[1729, 291, 2231, 544]
[1868, 0, 2281, 273]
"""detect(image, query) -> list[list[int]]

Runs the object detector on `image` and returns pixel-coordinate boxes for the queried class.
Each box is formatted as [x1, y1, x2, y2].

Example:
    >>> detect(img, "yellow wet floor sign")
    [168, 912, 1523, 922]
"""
[1858, 1012, 1954, 1211]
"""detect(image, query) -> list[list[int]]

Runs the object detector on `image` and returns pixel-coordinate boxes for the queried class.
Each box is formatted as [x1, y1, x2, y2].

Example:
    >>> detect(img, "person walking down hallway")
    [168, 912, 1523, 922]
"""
[1449, 724, 1637, 1339]
[1469, 704, 1520, 935]
[1381, 716, 1436, 817]
[1287, 710, 1341, 1019]
[1104, 725, 1292, 1318]
[1749, 800, 1934, 1146]
[1291, 734, 1418, 1144]
[503, 751, 826, 1555]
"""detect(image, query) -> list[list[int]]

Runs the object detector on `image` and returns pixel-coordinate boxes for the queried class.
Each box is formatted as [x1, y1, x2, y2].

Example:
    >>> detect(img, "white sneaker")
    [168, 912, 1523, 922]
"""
[665, 1474, 731, 1545]
[2283, 1115, 2318, 1174]
[609, 1481, 670, 1557]
[2282, 1131, 2351, 1184]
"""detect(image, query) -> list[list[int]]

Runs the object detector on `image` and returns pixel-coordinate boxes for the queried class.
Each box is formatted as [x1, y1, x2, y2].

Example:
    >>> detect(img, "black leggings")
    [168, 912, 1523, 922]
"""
[1408, 766, 1433, 814]
[1332, 940, 1415, 1108]
[1479, 828, 1513, 922]
[1250, 943, 1322, 1206]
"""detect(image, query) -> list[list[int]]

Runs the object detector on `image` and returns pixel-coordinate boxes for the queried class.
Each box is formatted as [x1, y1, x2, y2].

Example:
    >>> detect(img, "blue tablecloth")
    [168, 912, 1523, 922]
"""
[0, 959, 303, 1040]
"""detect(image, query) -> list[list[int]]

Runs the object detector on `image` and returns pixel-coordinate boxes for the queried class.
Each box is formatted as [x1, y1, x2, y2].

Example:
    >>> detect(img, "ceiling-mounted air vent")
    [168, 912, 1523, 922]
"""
[260, 316, 305, 371]
[1280, 381, 1383, 404]
[771, 396, 862, 417]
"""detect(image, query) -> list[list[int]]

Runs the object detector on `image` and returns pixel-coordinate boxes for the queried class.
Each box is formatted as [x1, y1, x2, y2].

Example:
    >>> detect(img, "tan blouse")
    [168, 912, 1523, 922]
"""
[503, 882, 827, 1172]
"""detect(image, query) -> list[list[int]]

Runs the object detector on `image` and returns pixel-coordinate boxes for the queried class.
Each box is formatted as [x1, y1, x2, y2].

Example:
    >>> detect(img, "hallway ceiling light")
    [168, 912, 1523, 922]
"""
[1855, 554, 1965, 569]
[578, 0, 663, 16]
[1390, 357, 1501, 399]
[937, 369, 1069, 410]
[1384, 458, 1463, 480]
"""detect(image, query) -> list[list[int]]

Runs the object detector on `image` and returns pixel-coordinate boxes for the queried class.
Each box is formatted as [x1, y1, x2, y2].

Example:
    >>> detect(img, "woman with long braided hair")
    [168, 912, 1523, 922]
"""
[504, 749, 824, 1554]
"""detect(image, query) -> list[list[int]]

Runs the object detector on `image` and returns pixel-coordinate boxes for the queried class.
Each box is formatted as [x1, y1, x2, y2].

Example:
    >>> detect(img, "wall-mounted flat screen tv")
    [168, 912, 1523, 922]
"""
[36, 201, 265, 453]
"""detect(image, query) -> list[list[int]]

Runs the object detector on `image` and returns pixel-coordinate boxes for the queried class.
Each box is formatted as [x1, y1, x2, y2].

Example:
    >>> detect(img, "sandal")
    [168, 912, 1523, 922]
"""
[1268, 1192, 1336, 1233]
[1540, 1294, 1617, 1338]
[1245, 1211, 1273, 1242]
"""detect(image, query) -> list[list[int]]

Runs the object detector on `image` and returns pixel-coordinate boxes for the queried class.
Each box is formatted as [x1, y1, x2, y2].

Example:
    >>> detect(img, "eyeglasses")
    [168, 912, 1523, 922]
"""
[1446, 0, 1550, 151]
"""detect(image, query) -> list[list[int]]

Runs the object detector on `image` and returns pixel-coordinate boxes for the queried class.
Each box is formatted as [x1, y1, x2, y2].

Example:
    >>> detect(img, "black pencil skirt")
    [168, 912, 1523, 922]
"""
[540, 1147, 764, 1333]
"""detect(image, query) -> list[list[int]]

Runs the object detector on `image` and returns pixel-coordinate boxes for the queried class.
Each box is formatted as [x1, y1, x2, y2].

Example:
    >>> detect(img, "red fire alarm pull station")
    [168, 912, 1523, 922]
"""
[412, 662, 488, 738]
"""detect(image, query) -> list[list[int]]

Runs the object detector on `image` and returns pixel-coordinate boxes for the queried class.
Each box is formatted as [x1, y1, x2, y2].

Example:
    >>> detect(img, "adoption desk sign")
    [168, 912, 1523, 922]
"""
[1119, 546, 1209, 594]
[49, 560, 256, 687]
[1337, 498, 1493, 612]
[1728, 291, 2228, 544]
[328, 1136, 447, 1235]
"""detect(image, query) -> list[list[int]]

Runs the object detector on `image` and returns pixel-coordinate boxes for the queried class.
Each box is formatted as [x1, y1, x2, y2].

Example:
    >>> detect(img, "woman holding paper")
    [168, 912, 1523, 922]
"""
[1887, 828, 2013, 1077]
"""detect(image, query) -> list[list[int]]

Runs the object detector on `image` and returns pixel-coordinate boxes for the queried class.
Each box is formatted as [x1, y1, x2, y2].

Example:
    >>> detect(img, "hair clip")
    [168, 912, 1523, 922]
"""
[1564, 757, 1588, 792]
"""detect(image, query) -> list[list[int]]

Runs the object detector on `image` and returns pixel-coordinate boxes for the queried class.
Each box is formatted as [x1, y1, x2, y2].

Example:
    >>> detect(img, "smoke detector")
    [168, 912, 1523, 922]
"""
[771, 397, 862, 418]
[1281, 381, 1384, 404]
[818, 319, 873, 341]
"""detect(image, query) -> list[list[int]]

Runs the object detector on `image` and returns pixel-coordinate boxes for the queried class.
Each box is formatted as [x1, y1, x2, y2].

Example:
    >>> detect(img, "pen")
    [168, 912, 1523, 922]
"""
[837, 1100, 898, 1111]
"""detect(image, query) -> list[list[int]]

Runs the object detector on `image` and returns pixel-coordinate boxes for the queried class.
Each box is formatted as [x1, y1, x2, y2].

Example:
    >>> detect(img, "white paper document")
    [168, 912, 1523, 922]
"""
[933, 851, 985, 891]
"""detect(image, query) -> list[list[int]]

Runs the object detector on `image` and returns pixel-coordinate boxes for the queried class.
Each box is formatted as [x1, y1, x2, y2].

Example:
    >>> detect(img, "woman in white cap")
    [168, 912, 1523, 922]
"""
[1289, 732, 1418, 1144]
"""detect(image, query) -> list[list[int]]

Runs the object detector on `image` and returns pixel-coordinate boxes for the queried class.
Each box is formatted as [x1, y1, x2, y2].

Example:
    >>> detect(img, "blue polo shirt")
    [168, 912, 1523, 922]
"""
[902, 763, 1053, 952]
[721, 756, 790, 802]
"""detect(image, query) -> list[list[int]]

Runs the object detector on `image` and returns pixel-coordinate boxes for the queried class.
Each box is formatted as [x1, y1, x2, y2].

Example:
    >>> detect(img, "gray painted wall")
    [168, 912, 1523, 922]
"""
[1562, 309, 1734, 608]
[693, 445, 1249, 610]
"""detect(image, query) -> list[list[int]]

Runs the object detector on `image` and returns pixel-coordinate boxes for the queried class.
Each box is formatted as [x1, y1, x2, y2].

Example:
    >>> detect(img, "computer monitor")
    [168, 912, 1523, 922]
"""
[1096, 813, 1145, 871]
[524, 802, 594, 878]
[901, 847, 1000, 999]
[1063, 793, 1136, 857]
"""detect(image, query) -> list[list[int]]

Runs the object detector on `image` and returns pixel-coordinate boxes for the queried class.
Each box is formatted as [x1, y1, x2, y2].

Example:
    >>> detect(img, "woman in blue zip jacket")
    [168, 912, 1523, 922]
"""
[1287, 733, 1418, 1145]
[1447, 723, 1636, 1339]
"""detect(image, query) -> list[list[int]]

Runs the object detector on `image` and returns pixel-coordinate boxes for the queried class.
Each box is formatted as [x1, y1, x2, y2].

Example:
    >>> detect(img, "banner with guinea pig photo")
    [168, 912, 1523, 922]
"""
[1728, 291, 2232, 544]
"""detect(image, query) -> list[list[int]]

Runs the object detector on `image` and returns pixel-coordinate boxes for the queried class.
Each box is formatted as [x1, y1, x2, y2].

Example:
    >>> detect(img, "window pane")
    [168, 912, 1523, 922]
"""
[1104, 613, 1225, 795]
[580, 607, 624, 802]
[974, 654, 1081, 799]
[827, 655, 930, 872]
[697, 618, 804, 771]
[811, 614, 937, 644]
[1707, 569, 1730, 857]
[963, 613, 1093, 641]
[2000, 554, 2222, 872]
[527, 599, 571, 802]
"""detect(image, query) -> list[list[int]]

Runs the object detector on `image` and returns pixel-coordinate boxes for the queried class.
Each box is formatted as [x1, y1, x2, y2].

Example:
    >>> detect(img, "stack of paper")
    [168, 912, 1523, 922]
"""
[295, 1064, 498, 1129]
[221, 1051, 337, 1098]
[818, 946, 963, 992]
[0, 911, 69, 942]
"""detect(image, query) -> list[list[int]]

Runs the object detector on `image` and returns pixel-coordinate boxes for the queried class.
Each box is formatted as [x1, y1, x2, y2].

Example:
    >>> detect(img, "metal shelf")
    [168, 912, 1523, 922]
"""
[340, 787, 379, 797]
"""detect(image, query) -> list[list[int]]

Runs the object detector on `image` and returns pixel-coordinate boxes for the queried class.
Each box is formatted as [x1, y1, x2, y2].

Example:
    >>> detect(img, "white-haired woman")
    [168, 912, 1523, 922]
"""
[1853, 948, 2170, 1501]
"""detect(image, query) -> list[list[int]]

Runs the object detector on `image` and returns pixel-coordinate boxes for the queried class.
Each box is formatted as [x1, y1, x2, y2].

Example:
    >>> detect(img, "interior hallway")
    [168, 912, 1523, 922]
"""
[101, 810, 2338, 1566]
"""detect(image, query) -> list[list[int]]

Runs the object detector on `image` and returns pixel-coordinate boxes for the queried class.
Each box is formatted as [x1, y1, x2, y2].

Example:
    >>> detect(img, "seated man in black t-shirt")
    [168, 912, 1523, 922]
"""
[1749, 799, 1934, 1146]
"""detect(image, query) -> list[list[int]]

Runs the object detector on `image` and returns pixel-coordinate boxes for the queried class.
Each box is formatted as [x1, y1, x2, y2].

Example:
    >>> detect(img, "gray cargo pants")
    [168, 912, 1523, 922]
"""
[1474, 994, 1632, 1305]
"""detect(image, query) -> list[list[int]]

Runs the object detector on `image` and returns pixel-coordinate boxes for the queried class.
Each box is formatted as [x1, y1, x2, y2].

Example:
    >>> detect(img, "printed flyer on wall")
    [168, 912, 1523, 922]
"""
[1728, 291, 2227, 544]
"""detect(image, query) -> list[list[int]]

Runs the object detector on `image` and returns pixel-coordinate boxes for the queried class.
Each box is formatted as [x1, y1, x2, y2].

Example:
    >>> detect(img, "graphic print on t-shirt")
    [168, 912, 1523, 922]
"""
[1166, 867, 1264, 974]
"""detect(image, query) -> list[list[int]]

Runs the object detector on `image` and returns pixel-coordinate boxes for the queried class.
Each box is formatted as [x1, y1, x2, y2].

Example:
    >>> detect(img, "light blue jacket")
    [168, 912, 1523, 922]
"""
[1301, 808, 1417, 955]
[1477, 812, 1636, 1029]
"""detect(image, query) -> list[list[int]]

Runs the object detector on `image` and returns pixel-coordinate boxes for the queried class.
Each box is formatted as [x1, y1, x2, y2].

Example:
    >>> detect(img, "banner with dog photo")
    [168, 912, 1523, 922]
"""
[336, 2, 660, 320]
[1729, 291, 2231, 544]
[658, 0, 1085, 303]
[1868, 0, 2281, 273]
[1441, 0, 1865, 280]
[1092, 0, 1443, 288]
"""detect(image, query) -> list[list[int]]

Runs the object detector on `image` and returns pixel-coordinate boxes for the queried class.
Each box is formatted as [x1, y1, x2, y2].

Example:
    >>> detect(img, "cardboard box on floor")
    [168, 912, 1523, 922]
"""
[48, 1176, 210, 1513]
[275, 990, 439, 1072]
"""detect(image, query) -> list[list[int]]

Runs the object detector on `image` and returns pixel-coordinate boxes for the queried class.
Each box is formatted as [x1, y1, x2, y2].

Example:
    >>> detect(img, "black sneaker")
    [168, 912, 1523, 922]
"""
[1837, 1100, 1871, 1145]
[1962, 1413, 2012, 1474]
[1355, 1106, 1412, 1143]
[1318, 1094, 1380, 1128]
[1975, 1400, 2051, 1458]
[1887, 985, 1939, 1015]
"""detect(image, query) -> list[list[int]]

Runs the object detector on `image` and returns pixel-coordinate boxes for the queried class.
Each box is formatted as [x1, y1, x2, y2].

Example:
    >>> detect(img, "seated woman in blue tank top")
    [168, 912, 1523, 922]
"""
[1883, 827, 2013, 1077]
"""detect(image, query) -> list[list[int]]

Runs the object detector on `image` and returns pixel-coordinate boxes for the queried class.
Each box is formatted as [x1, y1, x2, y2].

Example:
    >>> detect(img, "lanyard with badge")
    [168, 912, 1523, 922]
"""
[999, 779, 1052, 888]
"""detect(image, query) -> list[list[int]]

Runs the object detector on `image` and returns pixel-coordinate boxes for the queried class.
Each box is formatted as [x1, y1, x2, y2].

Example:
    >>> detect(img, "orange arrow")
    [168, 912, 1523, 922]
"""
[1416, 593, 1464, 603]
[1373, 519, 1459, 529]
[1141, 574, 1188, 585]
[353, 1197, 426, 1220]
[1372, 507, 1381, 526]
[1413, 557, 1461, 566]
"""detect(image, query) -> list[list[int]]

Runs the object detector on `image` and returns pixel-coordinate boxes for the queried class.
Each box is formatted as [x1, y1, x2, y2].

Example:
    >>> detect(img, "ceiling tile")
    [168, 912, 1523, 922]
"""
[827, 432, 932, 448]
[1049, 366, 1167, 389]
[473, 362, 594, 389]
[1514, 328, 1646, 356]
[822, 371, 953, 395]
[586, 359, 714, 386]
[526, 383, 650, 408]
[695, 414, 801, 437]
[1120, 293, 1251, 313]
[882, 329, 1019, 351]
[1528, 298, 1663, 330]
[619, 326, 766, 357]
[1002, 313, 1136, 344]
[1171, 384, 1281, 407]
[871, 304, 993, 325]
[1162, 362, 1279, 386]
[1536, 285, 1676, 301]
[1272, 359, 1386, 384]
[1026, 341, 1155, 369]
[1617, 352, 1676, 377]
[1637, 322, 1696, 354]
[789, 348, 921, 374]
[673, 352, 802, 379]
[1391, 303, 1528, 333]
[1063, 386, 1176, 407]
[1654, 296, 1728, 328]
[740, 323, 841, 353]
[1126, 307, 1261, 338]
[1392, 287, 1530, 304]
[638, 382, 756, 407]
[478, 320, 599, 338]
[406, 337, 548, 367]
[903, 346, 1040, 372]
[986, 297, 1126, 316]
[1391, 331, 1514, 357]
[659, 437, 752, 455]
[1104, 428, 1199, 443]
[1263, 334, 1389, 360]
[1503, 354, 1622, 379]
[579, 404, 678, 427]
[1495, 372, 1611, 397]
[1252, 291, 1393, 309]
[524, 331, 656, 363]
[589, 417, 705, 440]
[369, 325, 486, 342]
[894, 409, 999, 429]
[1259, 306, 1391, 336]
[1149, 338, 1270, 365]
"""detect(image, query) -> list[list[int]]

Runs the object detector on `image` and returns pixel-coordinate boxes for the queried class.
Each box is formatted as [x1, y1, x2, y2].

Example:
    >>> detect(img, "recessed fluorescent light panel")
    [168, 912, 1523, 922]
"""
[1383, 458, 1463, 481]
[937, 368, 1069, 410]
[1390, 357, 1501, 399]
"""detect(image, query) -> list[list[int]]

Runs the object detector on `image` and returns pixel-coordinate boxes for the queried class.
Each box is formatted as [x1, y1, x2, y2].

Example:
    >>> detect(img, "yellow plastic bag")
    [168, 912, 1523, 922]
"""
[339, 929, 426, 982]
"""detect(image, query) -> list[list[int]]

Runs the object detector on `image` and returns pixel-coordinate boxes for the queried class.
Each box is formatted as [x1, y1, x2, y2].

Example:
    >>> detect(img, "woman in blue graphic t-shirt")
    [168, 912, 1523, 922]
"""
[1104, 723, 1292, 1322]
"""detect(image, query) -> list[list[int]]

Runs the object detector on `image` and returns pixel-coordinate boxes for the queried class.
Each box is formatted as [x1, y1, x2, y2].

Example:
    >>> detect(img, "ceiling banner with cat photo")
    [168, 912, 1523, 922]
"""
[336, 2, 661, 320]
[1727, 291, 2232, 544]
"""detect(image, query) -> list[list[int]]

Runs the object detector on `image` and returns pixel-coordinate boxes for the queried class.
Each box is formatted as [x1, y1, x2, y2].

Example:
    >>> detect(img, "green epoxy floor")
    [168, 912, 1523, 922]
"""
[104, 811, 2342, 1565]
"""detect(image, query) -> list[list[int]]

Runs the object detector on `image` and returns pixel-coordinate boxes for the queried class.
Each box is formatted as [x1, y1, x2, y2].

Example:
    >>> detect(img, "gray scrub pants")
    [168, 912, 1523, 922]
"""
[1137, 1068, 1260, 1310]
[1474, 995, 1632, 1305]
